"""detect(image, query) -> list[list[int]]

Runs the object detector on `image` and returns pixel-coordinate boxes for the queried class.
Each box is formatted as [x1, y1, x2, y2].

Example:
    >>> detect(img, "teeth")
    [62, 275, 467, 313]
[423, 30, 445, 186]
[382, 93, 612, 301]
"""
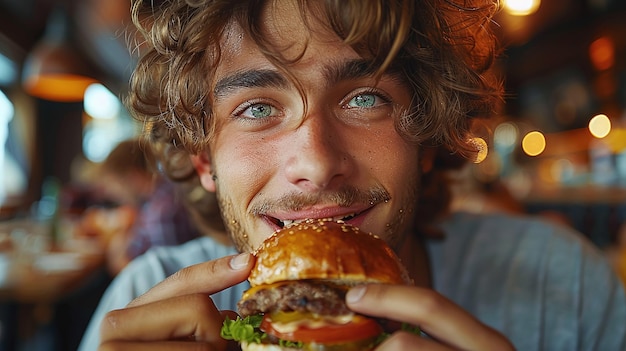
[282, 219, 295, 227]
[279, 219, 305, 227]
[279, 214, 356, 228]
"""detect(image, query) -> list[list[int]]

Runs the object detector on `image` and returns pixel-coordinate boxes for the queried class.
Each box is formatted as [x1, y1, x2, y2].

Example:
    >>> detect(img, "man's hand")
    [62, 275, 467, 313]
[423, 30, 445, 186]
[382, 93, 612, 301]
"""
[346, 284, 515, 351]
[98, 253, 254, 351]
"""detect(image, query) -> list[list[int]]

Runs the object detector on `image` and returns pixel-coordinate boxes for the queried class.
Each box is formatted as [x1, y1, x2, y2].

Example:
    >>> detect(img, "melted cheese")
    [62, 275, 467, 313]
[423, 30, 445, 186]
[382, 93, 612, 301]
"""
[269, 313, 356, 333]
[241, 281, 291, 300]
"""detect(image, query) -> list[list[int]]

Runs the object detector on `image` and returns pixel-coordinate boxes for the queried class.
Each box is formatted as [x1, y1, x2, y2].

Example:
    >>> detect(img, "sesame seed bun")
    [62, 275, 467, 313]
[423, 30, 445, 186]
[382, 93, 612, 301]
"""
[248, 219, 412, 287]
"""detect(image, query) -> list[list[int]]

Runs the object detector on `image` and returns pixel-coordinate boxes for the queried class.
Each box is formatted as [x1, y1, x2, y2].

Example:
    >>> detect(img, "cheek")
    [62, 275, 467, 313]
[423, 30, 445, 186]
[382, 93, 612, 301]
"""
[211, 136, 278, 252]
[212, 135, 277, 202]
[364, 128, 419, 180]
[364, 130, 420, 243]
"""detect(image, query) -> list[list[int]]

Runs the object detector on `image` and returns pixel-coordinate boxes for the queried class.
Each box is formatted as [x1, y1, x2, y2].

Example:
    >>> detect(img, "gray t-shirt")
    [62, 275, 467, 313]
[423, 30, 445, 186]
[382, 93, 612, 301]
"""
[78, 212, 626, 351]
[432, 212, 626, 350]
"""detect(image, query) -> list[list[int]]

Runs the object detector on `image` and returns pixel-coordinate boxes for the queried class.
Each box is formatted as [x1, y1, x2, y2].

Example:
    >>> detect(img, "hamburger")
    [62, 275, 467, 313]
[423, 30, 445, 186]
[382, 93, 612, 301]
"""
[221, 218, 414, 350]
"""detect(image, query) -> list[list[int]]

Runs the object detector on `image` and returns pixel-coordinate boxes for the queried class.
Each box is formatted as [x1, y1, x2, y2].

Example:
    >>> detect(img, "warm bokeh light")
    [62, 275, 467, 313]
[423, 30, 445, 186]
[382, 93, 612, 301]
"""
[522, 131, 546, 156]
[469, 137, 489, 163]
[589, 36, 615, 71]
[502, 0, 541, 16]
[589, 114, 611, 138]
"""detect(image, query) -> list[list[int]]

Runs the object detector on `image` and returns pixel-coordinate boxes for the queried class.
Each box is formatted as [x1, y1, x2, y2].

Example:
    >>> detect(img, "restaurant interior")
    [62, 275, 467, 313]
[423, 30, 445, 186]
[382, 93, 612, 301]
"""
[0, 0, 625, 350]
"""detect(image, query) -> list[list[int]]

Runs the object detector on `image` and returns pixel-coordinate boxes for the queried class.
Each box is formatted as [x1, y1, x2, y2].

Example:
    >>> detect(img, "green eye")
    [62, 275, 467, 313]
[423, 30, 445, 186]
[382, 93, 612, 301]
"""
[348, 94, 377, 108]
[243, 103, 275, 119]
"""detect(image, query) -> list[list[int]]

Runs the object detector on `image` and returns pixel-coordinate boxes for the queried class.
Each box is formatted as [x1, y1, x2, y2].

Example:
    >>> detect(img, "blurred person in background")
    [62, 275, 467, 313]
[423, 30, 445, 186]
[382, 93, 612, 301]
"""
[150, 136, 234, 248]
[78, 138, 201, 275]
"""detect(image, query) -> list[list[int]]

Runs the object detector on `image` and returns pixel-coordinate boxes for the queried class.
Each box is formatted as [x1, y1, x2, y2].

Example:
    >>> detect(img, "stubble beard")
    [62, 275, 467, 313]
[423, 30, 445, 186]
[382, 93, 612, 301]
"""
[216, 192, 253, 253]
[384, 176, 421, 252]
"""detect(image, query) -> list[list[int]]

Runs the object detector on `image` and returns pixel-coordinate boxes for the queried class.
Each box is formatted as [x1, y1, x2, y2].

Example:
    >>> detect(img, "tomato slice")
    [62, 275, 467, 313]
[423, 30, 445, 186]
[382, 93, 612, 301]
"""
[260, 313, 383, 344]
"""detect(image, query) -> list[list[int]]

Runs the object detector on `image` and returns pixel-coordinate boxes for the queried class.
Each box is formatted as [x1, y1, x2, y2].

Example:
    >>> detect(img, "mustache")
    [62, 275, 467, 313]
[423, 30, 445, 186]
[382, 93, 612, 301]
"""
[249, 185, 390, 215]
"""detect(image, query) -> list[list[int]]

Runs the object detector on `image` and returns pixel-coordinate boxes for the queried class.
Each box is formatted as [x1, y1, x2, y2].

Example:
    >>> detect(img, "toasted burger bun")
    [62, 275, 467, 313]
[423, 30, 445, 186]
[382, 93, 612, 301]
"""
[249, 218, 413, 287]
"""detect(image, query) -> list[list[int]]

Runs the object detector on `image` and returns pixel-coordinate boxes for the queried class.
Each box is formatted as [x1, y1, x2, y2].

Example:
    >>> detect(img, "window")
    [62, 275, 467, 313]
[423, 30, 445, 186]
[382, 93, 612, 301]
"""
[0, 52, 27, 206]
[82, 83, 138, 163]
[0, 89, 27, 205]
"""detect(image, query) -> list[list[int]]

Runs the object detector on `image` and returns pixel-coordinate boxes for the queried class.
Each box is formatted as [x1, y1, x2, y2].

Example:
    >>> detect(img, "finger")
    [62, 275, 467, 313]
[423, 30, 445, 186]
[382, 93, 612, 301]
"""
[98, 340, 217, 351]
[376, 331, 454, 351]
[347, 284, 514, 351]
[129, 253, 254, 307]
[101, 293, 227, 348]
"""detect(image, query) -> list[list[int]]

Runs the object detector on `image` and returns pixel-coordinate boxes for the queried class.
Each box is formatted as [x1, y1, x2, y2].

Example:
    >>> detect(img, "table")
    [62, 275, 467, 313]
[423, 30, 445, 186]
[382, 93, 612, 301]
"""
[0, 217, 106, 302]
[0, 218, 108, 350]
[0, 249, 105, 303]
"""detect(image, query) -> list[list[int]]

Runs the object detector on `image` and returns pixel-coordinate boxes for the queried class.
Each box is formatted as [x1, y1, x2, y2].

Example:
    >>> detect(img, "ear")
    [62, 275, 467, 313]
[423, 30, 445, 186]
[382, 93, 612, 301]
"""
[190, 153, 217, 192]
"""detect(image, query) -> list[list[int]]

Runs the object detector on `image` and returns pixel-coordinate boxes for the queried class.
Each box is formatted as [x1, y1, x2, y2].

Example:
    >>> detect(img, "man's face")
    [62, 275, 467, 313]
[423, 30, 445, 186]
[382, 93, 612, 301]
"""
[197, 1, 423, 252]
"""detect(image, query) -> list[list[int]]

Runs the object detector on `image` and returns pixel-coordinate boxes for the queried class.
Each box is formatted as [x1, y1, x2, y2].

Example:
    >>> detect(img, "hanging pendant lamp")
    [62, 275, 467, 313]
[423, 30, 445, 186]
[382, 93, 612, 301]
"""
[21, 6, 97, 102]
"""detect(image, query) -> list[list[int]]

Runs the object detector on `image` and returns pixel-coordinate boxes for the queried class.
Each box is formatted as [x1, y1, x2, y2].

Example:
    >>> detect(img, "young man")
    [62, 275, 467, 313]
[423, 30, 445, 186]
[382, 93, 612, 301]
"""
[79, 0, 626, 350]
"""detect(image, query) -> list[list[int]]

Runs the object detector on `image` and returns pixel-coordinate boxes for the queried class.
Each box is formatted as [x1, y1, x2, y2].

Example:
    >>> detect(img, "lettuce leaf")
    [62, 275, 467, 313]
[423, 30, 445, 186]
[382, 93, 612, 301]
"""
[375, 322, 422, 344]
[221, 316, 421, 348]
[220, 315, 267, 344]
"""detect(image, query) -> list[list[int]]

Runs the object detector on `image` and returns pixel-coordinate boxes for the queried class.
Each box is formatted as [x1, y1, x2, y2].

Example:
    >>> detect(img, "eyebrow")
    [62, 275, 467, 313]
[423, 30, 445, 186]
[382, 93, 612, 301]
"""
[323, 59, 383, 86]
[213, 69, 290, 100]
[213, 59, 401, 100]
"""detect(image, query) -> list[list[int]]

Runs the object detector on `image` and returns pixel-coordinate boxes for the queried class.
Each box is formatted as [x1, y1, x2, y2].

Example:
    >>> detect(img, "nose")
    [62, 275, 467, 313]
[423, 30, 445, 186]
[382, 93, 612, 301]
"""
[283, 112, 351, 191]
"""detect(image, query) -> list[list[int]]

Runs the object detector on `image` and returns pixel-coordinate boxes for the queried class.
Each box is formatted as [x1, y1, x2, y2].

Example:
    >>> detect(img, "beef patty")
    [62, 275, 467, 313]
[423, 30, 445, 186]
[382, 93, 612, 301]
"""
[238, 280, 351, 317]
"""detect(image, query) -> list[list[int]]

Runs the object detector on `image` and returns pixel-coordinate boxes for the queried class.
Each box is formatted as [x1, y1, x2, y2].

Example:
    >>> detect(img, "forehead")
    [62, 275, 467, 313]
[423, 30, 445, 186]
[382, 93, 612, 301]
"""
[213, 0, 361, 86]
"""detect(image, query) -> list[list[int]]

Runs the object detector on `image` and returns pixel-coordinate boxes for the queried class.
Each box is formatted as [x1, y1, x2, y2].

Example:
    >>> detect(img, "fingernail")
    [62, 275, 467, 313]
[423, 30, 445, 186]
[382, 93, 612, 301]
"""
[229, 253, 250, 270]
[346, 285, 367, 304]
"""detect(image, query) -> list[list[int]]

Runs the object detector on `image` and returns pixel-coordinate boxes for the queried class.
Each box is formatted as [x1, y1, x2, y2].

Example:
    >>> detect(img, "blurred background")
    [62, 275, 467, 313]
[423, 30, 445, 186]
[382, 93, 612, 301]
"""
[0, 0, 626, 350]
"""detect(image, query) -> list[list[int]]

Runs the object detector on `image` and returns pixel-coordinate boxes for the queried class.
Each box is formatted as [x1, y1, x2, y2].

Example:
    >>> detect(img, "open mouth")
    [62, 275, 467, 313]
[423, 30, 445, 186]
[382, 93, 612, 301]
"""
[270, 212, 359, 228]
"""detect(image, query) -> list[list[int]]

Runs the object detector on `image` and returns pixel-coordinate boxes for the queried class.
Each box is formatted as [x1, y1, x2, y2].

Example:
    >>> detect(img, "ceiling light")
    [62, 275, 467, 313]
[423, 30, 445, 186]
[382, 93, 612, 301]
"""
[21, 7, 97, 102]
[503, 0, 541, 16]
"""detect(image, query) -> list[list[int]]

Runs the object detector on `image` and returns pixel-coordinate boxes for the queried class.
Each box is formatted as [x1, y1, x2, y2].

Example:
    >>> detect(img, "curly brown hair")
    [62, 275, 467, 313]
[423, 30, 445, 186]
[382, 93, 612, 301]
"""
[127, 0, 503, 234]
